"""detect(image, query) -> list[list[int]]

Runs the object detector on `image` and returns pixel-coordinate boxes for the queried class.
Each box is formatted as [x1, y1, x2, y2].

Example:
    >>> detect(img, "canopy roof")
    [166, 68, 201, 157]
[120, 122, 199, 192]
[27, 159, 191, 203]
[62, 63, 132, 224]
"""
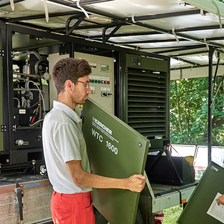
[2, 0, 224, 78]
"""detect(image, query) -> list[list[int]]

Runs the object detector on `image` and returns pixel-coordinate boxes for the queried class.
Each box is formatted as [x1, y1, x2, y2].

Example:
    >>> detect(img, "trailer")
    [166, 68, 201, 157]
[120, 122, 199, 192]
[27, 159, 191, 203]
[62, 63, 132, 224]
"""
[0, 21, 198, 223]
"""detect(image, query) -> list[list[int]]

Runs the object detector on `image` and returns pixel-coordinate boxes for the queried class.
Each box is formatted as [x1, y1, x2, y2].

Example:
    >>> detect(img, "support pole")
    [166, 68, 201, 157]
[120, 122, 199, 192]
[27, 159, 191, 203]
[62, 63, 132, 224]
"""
[208, 47, 215, 164]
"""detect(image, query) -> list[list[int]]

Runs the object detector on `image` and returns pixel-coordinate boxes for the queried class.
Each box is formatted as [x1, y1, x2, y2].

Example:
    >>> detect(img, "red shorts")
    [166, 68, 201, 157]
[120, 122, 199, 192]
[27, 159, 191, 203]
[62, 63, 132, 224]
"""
[51, 190, 95, 224]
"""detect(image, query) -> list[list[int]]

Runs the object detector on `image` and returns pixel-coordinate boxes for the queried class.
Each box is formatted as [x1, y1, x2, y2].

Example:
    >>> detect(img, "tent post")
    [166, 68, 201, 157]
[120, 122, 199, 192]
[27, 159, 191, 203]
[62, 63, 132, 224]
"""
[208, 47, 215, 164]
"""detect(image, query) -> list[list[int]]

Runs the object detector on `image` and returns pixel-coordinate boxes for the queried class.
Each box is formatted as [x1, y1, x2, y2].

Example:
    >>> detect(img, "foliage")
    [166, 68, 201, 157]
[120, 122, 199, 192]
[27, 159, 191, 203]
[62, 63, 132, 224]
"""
[163, 205, 183, 224]
[170, 76, 224, 145]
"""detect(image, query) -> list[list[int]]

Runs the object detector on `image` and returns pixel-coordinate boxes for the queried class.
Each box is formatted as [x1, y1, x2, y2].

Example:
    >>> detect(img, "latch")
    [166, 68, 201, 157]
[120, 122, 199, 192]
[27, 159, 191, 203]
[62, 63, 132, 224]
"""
[0, 49, 5, 57]
[1, 125, 6, 132]
[15, 183, 24, 223]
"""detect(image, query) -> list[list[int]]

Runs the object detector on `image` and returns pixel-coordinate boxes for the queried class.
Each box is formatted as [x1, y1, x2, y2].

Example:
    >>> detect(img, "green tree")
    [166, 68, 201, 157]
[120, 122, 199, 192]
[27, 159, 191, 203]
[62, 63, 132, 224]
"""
[170, 76, 224, 145]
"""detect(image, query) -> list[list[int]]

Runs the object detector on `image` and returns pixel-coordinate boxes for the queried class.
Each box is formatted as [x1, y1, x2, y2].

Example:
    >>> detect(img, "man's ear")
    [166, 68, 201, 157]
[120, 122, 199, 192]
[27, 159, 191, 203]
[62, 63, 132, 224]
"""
[65, 80, 73, 92]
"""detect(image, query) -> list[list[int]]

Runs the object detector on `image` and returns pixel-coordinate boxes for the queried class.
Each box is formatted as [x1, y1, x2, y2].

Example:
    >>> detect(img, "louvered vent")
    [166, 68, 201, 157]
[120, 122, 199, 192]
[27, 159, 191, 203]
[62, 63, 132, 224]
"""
[127, 67, 167, 139]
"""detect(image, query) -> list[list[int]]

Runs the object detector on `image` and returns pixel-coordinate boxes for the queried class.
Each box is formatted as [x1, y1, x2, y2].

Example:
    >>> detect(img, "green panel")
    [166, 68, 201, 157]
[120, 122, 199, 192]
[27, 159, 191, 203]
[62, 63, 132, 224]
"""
[82, 98, 149, 224]
[127, 67, 167, 139]
[0, 30, 3, 152]
[125, 53, 170, 147]
[178, 162, 224, 224]
[126, 54, 169, 72]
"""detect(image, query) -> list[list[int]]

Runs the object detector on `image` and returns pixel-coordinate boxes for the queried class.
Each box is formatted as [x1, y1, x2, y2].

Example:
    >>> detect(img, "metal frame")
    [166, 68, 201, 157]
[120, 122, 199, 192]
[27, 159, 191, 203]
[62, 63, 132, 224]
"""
[0, 0, 223, 69]
[1, 24, 8, 154]
[208, 47, 216, 164]
[0, 22, 169, 167]
[66, 15, 86, 35]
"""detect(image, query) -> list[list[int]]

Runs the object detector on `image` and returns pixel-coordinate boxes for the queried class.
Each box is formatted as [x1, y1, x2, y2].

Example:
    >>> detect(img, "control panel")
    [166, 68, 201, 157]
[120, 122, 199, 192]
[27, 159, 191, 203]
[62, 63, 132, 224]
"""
[75, 52, 114, 114]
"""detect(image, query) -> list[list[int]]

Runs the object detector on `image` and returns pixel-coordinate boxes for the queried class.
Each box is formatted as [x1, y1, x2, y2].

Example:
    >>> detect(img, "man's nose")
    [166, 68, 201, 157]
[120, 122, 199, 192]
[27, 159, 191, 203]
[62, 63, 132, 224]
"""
[86, 86, 92, 94]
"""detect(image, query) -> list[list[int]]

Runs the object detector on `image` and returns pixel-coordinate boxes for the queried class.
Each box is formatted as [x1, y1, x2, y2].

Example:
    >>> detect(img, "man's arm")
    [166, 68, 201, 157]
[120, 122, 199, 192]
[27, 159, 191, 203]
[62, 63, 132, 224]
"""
[66, 160, 146, 193]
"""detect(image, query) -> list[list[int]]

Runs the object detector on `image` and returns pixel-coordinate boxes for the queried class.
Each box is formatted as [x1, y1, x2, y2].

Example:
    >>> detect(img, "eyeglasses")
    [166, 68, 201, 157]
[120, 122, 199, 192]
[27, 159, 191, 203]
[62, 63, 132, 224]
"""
[77, 80, 89, 89]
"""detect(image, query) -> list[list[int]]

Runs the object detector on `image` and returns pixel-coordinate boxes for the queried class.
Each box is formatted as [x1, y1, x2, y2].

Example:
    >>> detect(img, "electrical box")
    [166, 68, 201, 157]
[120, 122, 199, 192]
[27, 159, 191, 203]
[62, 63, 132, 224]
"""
[48, 52, 114, 115]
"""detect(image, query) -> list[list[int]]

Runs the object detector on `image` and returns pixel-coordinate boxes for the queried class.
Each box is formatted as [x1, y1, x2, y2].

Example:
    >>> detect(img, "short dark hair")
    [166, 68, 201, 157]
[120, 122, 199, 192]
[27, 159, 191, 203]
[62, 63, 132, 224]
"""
[52, 57, 91, 94]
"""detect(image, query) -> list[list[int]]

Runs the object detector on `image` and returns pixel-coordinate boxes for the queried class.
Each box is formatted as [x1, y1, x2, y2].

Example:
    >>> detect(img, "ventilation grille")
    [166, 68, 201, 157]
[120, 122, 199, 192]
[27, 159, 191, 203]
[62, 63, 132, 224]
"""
[127, 68, 167, 139]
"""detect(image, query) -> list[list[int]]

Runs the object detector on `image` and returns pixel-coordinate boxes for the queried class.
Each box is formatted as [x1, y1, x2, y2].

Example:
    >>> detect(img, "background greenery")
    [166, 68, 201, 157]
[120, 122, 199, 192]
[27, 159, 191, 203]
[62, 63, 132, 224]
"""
[170, 76, 224, 146]
[163, 206, 183, 224]
[165, 76, 224, 223]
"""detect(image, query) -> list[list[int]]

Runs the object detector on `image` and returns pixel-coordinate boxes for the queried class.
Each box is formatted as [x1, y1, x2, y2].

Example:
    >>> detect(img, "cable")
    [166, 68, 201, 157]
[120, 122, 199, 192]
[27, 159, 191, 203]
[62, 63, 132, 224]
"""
[14, 97, 21, 108]
[43, 0, 49, 22]
[30, 99, 43, 108]
[10, 0, 14, 11]
[13, 51, 42, 61]
[27, 80, 46, 117]
[212, 0, 222, 29]
[76, 0, 89, 18]
[132, 14, 136, 23]
[172, 28, 179, 43]
[29, 119, 43, 127]
[204, 38, 209, 51]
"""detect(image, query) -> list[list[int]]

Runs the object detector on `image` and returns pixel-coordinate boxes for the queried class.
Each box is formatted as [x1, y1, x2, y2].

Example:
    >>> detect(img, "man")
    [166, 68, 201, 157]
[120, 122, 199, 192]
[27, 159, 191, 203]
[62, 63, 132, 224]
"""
[42, 57, 146, 224]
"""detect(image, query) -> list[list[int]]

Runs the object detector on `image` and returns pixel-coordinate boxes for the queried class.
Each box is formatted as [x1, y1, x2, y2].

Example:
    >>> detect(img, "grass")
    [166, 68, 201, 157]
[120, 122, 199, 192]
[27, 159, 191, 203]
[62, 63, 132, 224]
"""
[163, 205, 183, 224]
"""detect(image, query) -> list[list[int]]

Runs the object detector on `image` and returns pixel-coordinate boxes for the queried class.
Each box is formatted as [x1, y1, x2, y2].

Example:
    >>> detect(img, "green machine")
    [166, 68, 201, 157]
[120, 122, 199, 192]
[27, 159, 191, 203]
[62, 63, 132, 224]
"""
[178, 161, 224, 224]
[82, 98, 149, 224]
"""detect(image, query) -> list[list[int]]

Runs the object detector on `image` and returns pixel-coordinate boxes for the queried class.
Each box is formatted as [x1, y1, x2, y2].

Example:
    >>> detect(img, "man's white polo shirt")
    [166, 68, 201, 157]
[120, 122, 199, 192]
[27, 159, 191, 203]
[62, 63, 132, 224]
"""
[42, 100, 92, 194]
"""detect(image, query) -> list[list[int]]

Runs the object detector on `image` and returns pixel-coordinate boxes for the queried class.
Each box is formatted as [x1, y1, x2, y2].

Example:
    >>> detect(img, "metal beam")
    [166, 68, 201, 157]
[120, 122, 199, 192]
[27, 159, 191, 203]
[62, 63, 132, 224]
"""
[170, 62, 224, 70]
[171, 24, 223, 33]
[170, 50, 209, 56]
[172, 56, 199, 66]
[56, 20, 127, 31]
[213, 52, 220, 88]
[208, 47, 215, 164]
[131, 21, 224, 48]
[7, 11, 83, 23]
[7, 23, 169, 61]
[0, 0, 24, 7]
[66, 15, 86, 36]
[78, 0, 113, 4]
[119, 36, 224, 45]
[90, 25, 224, 40]
[102, 24, 122, 42]
[91, 31, 161, 39]
[153, 45, 207, 54]
[126, 9, 207, 22]
[116, 38, 187, 44]
[4, 0, 224, 52]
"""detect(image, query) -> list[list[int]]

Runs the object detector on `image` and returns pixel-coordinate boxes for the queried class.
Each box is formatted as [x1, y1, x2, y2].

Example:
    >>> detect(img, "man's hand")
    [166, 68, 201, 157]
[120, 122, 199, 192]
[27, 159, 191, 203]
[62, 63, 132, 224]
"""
[217, 194, 224, 206]
[127, 174, 146, 192]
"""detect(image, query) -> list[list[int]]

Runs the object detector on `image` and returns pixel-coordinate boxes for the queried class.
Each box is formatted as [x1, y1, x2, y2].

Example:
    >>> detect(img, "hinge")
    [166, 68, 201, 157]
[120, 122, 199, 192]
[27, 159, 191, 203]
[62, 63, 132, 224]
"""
[1, 125, 6, 132]
[0, 49, 5, 57]
[13, 125, 16, 132]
